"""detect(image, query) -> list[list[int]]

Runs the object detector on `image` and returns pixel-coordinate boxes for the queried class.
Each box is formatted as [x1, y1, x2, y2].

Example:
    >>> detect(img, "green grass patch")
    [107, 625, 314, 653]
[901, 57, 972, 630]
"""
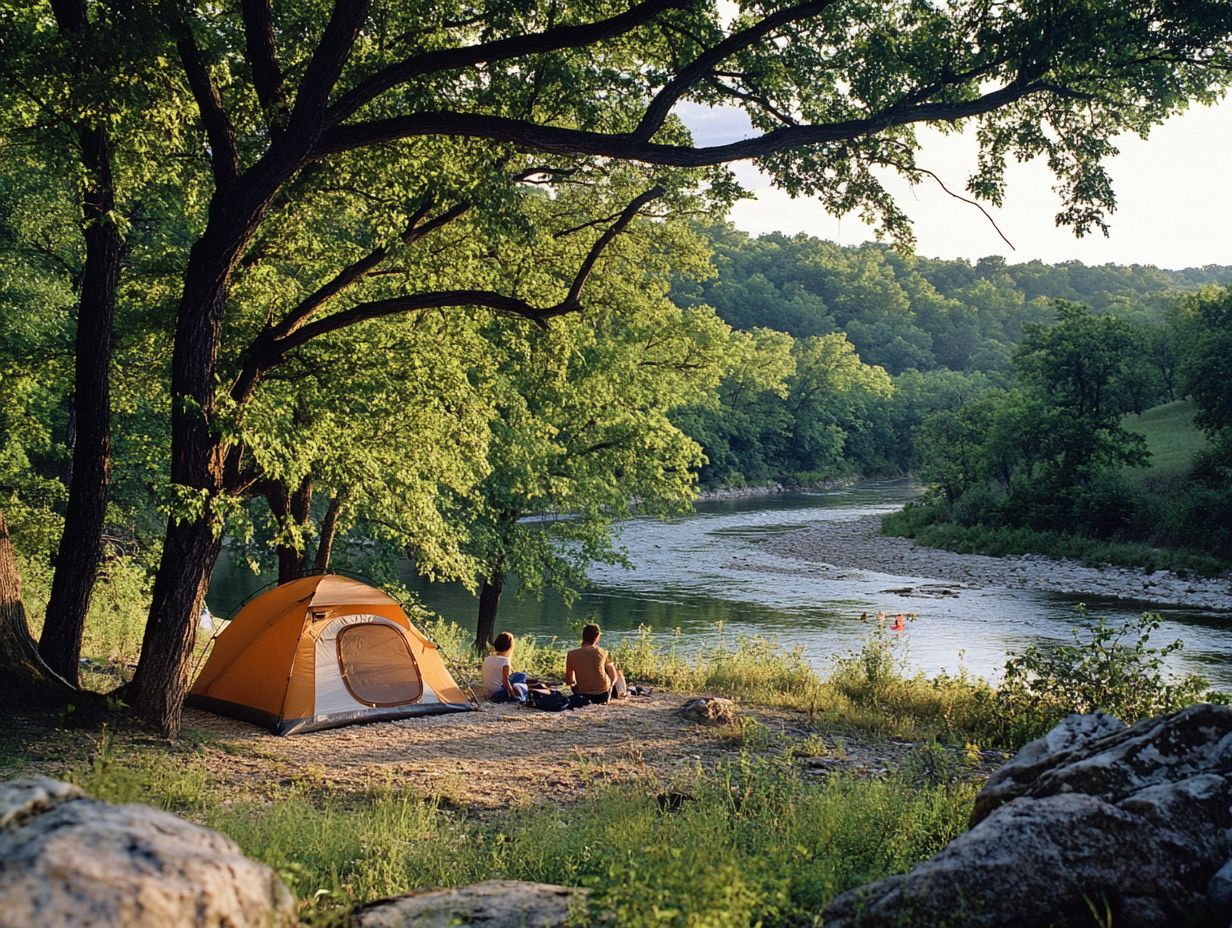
[882, 507, 1230, 577]
[1123, 400, 1210, 480]
[65, 738, 976, 927]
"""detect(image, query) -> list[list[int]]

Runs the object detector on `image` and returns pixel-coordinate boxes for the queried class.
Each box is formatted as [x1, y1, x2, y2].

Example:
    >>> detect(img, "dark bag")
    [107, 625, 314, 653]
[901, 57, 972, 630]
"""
[526, 688, 572, 712]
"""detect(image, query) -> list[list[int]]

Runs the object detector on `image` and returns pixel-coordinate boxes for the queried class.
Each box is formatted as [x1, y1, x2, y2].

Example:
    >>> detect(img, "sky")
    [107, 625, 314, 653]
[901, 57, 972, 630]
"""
[679, 99, 1232, 270]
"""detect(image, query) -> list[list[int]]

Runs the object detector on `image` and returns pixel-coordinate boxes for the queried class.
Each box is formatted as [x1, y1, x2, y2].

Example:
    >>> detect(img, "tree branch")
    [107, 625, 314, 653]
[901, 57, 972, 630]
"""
[271, 186, 664, 358]
[873, 147, 1016, 250]
[231, 196, 469, 403]
[269, 196, 468, 342]
[240, 0, 289, 123]
[314, 78, 1047, 165]
[287, 0, 371, 137]
[171, 17, 239, 188]
[632, 0, 836, 140]
[326, 0, 695, 126]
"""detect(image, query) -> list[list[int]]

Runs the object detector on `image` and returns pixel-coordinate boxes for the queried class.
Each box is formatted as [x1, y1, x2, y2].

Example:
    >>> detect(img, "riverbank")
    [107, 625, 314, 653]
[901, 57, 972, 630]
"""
[698, 475, 859, 500]
[761, 515, 1232, 611]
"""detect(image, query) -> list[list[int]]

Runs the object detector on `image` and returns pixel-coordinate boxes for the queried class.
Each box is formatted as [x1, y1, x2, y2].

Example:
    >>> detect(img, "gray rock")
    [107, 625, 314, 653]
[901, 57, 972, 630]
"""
[354, 880, 586, 928]
[1206, 859, 1232, 914]
[0, 775, 84, 829]
[824, 704, 1232, 928]
[678, 696, 738, 725]
[972, 711, 1126, 824]
[0, 777, 295, 928]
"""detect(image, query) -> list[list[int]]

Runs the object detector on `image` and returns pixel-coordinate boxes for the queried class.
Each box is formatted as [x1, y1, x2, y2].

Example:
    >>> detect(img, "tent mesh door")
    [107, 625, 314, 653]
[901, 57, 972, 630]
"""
[336, 623, 423, 707]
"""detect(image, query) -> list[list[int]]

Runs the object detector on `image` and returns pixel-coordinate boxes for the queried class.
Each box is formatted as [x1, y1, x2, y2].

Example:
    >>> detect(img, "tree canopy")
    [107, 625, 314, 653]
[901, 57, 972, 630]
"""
[2, 0, 1230, 733]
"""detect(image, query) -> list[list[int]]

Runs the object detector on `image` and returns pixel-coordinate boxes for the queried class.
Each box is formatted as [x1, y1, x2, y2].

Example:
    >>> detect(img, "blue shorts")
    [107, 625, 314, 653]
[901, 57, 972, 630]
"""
[490, 672, 529, 703]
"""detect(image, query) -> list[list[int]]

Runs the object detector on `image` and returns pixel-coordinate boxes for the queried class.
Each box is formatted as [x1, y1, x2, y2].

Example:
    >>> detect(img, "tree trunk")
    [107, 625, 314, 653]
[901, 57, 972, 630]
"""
[313, 491, 343, 571]
[124, 35, 348, 734]
[266, 475, 313, 585]
[38, 0, 123, 687]
[126, 240, 234, 734]
[474, 572, 504, 655]
[0, 511, 79, 706]
[126, 159, 299, 735]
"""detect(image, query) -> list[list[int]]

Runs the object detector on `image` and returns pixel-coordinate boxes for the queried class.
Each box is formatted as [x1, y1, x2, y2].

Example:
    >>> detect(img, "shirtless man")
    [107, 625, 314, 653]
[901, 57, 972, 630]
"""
[565, 623, 626, 705]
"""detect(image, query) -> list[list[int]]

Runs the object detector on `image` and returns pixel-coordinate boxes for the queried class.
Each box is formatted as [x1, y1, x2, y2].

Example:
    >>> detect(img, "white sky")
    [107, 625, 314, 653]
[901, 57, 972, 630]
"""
[679, 99, 1232, 270]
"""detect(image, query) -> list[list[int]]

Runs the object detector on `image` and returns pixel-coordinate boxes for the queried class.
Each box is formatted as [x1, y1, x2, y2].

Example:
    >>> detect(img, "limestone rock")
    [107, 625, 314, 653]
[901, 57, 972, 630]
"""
[0, 775, 84, 829]
[0, 776, 296, 928]
[678, 696, 738, 725]
[823, 704, 1232, 928]
[971, 710, 1126, 824]
[353, 880, 586, 928]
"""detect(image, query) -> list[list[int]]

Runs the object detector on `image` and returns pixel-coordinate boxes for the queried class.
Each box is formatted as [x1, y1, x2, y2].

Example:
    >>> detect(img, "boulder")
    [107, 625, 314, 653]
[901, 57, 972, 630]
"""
[0, 775, 295, 928]
[971, 710, 1126, 824]
[823, 704, 1232, 928]
[678, 696, 738, 725]
[353, 880, 586, 928]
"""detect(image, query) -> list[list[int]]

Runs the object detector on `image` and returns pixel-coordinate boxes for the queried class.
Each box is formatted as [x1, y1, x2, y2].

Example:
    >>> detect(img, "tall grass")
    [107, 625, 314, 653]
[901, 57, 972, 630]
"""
[73, 743, 974, 927]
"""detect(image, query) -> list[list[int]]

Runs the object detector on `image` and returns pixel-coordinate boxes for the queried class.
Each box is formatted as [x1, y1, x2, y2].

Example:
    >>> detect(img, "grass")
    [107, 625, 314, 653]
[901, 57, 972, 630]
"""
[881, 504, 1231, 577]
[60, 732, 976, 928]
[1123, 400, 1210, 481]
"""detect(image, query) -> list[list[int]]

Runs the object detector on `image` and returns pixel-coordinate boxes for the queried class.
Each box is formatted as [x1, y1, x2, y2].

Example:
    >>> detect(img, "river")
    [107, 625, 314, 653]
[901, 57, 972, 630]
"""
[207, 479, 1232, 688]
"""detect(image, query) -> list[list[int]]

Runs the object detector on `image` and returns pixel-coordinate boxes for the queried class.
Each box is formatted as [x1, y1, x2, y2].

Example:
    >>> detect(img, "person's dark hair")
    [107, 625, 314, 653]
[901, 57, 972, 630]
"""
[581, 623, 601, 645]
[493, 631, 514, 652]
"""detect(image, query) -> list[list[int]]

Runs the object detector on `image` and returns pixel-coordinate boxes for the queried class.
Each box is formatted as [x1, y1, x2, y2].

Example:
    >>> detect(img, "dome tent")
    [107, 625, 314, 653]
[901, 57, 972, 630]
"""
[187, 575, 474, 734]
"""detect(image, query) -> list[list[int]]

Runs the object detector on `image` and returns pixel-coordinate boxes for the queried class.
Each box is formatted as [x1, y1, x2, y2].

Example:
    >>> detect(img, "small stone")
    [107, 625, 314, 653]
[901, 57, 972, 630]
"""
[677, 697, 738, 725]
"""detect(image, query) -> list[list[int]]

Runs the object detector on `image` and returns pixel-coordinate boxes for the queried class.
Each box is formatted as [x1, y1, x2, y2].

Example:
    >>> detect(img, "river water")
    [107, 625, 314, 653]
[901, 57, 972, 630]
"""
[207, 479, 1232, 688]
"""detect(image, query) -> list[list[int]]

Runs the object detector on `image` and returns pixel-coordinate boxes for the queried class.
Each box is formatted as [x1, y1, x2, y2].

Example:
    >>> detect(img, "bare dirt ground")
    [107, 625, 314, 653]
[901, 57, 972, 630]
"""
[176, 695, 958, 809]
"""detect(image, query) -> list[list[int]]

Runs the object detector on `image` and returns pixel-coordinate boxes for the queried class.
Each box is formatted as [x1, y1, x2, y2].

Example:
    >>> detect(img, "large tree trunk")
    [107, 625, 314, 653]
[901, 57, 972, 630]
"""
[124, 1, 365, 734]
[313, 491, 343, 571]
[474, 572, 505, 655]
[126, 233, 235, 735]
[37, 0, 123, 687]
[0, 511, 79, 706]
[126, 162, 299, 735]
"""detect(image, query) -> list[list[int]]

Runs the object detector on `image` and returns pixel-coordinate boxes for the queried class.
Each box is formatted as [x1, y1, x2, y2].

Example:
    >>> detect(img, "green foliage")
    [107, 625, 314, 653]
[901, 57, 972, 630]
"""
[902, 298, 1232, 562]
[883, 502, 1231, 576]
[994, 613, 1221, 744]
[1177, 287, 1232, 439]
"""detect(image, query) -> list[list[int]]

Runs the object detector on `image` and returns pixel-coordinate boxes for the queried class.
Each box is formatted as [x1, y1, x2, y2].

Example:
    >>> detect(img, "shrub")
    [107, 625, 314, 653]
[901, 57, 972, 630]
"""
[990, 611, 1220, 744]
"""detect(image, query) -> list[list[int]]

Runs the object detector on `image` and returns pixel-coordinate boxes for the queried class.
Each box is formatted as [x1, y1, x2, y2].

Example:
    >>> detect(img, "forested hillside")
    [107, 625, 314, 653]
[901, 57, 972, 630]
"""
[670, 225, 1232, 491]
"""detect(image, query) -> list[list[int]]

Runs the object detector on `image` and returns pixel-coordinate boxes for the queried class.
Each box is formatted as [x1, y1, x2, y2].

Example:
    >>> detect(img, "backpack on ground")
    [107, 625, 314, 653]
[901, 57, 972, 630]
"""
[526, 688, 572, 712]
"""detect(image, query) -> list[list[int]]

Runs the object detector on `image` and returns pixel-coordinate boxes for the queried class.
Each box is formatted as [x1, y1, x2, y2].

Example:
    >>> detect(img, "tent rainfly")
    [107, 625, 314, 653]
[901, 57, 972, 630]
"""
[187, 575, 474, 734]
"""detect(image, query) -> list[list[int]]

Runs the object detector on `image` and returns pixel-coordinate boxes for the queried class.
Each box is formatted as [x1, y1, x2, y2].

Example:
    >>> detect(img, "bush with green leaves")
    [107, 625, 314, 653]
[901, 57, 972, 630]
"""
[992, 611, 1219, 744]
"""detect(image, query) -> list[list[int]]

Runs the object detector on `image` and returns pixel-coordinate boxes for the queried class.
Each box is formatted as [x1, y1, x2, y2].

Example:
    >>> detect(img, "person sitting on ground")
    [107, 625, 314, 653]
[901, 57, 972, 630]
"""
[482, 631, 529, 703]
[565, 623, 627, 705]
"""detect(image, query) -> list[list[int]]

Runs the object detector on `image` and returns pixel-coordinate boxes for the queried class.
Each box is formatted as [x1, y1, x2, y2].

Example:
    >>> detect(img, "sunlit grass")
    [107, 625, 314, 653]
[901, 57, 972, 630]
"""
[1123, 399, 1210, 480]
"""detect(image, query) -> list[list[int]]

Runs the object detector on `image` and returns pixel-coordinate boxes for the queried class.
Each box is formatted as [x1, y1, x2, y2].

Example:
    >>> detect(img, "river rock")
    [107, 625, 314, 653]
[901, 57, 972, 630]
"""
[822, 704, 1232, 928]
[353, 880, 586, 927]
[678, 696, 738, 725]
[0, 775, 295, 928]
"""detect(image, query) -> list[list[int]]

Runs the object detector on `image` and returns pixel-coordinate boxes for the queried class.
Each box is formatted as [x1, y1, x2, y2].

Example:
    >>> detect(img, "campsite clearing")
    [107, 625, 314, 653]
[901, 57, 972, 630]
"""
[4, 693, 999, 812]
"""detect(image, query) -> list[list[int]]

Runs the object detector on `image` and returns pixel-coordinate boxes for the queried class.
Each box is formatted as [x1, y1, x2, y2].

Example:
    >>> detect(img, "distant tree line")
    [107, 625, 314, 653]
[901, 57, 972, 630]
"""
[670, 225, 1232, 492]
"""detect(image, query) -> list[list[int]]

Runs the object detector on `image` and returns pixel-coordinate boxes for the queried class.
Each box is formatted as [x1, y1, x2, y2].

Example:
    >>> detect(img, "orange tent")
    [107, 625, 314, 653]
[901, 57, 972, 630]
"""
[187, 575, 474, 734]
